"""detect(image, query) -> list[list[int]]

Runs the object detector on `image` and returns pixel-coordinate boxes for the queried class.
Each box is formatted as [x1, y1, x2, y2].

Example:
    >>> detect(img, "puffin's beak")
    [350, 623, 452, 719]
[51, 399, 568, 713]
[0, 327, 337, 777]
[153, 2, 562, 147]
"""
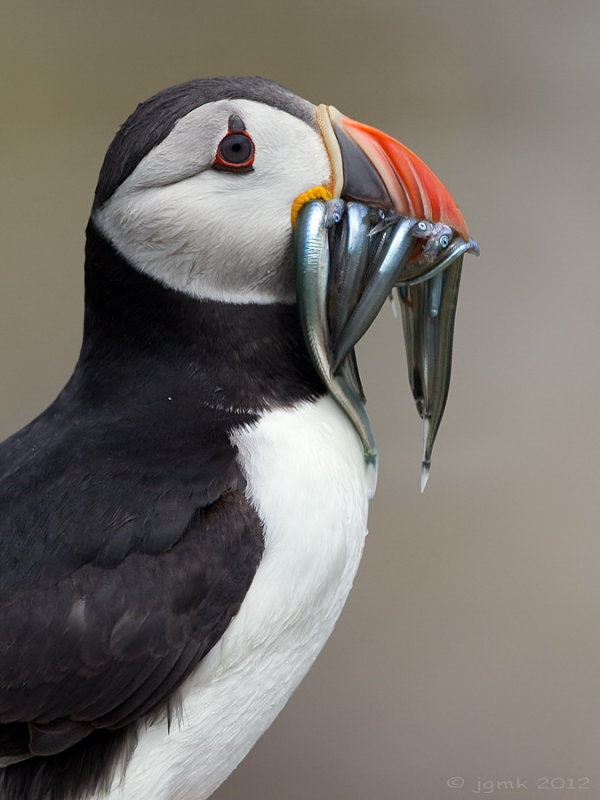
[318, 105, 470, 238]
[295, 105, 478, 490]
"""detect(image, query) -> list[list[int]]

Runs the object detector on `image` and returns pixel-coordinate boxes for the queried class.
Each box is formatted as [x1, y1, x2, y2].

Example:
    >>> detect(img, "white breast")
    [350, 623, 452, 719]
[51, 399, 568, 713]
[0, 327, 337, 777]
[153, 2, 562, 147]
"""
[105, 395, 370, 800]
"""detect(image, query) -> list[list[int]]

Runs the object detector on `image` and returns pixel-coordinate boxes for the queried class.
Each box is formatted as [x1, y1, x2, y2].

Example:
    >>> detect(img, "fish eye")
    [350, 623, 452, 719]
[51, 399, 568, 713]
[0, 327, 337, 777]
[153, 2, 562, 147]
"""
[213, 133, 255, 171]
[439, 234, 450, 248]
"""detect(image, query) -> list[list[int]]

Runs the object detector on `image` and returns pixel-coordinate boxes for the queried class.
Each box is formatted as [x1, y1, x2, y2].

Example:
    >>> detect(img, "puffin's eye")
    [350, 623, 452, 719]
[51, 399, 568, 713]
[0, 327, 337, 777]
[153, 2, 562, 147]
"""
[213, 133, 255, 172]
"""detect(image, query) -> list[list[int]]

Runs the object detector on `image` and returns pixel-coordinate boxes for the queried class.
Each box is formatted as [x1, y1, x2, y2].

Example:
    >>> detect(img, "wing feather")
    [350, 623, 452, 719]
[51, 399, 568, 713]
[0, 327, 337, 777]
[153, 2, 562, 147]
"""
[0, 402, 264, 766]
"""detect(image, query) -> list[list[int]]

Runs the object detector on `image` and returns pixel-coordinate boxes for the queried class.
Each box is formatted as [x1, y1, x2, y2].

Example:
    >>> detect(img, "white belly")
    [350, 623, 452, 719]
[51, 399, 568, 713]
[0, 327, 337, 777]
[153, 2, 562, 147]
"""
[105, 395, 371, 800]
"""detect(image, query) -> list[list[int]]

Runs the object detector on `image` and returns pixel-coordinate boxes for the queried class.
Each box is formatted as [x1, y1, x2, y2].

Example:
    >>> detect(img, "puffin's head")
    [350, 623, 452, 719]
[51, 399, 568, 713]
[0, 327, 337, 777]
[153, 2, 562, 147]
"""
[93, 76, 470, 304]
[92, 76, 478, 485]
[94, 78, 325, 303]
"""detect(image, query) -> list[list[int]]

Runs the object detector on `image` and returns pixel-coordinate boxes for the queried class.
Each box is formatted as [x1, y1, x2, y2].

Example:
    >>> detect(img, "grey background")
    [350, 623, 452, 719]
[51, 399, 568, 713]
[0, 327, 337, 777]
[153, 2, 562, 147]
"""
[1, 1, 599, 798]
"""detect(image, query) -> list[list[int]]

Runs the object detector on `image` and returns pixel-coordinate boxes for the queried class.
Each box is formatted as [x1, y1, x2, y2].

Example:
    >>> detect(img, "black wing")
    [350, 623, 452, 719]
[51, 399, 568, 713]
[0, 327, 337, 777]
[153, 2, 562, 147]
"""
[0, 394, 263, 772]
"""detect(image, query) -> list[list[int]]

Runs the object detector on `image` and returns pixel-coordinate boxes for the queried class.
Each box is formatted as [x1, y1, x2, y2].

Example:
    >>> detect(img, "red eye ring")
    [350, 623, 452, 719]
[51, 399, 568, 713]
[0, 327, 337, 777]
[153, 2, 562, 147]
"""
[213, 132, 255, 171]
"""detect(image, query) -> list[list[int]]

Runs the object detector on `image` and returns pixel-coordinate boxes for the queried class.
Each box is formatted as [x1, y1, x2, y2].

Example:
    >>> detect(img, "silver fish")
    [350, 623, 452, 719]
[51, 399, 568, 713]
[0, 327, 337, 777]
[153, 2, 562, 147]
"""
[294, 199, 479, 490]
[294, 201, 378, 496]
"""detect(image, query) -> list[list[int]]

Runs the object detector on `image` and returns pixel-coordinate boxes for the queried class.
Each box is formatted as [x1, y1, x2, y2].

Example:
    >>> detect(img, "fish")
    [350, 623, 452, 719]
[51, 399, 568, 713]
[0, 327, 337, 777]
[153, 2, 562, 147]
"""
[294, 197, 479, 490]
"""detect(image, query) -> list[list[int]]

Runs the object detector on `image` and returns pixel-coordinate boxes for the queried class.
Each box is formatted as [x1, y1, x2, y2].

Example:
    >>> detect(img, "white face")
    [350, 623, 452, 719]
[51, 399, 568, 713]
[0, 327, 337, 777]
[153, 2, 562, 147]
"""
[94, 99, 332, 304]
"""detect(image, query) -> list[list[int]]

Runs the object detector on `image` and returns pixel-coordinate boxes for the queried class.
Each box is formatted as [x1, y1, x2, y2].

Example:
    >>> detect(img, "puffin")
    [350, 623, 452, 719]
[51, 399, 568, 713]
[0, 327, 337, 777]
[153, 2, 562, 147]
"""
[0, 77, 476, 800]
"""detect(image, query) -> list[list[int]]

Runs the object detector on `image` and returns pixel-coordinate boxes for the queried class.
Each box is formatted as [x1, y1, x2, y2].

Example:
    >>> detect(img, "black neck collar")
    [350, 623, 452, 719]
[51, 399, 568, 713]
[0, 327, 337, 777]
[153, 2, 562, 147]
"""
[70, 223, 324, 423]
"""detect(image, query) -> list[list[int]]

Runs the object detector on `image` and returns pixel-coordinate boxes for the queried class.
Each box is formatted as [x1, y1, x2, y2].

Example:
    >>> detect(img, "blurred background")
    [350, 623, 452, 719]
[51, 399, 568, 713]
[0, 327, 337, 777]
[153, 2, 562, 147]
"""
[1, 1, 599, 797]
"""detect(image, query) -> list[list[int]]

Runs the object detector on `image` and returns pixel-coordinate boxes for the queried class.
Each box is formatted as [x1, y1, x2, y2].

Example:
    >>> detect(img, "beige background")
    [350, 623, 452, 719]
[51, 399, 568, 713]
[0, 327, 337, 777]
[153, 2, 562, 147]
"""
[2, 1, 599, 798]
